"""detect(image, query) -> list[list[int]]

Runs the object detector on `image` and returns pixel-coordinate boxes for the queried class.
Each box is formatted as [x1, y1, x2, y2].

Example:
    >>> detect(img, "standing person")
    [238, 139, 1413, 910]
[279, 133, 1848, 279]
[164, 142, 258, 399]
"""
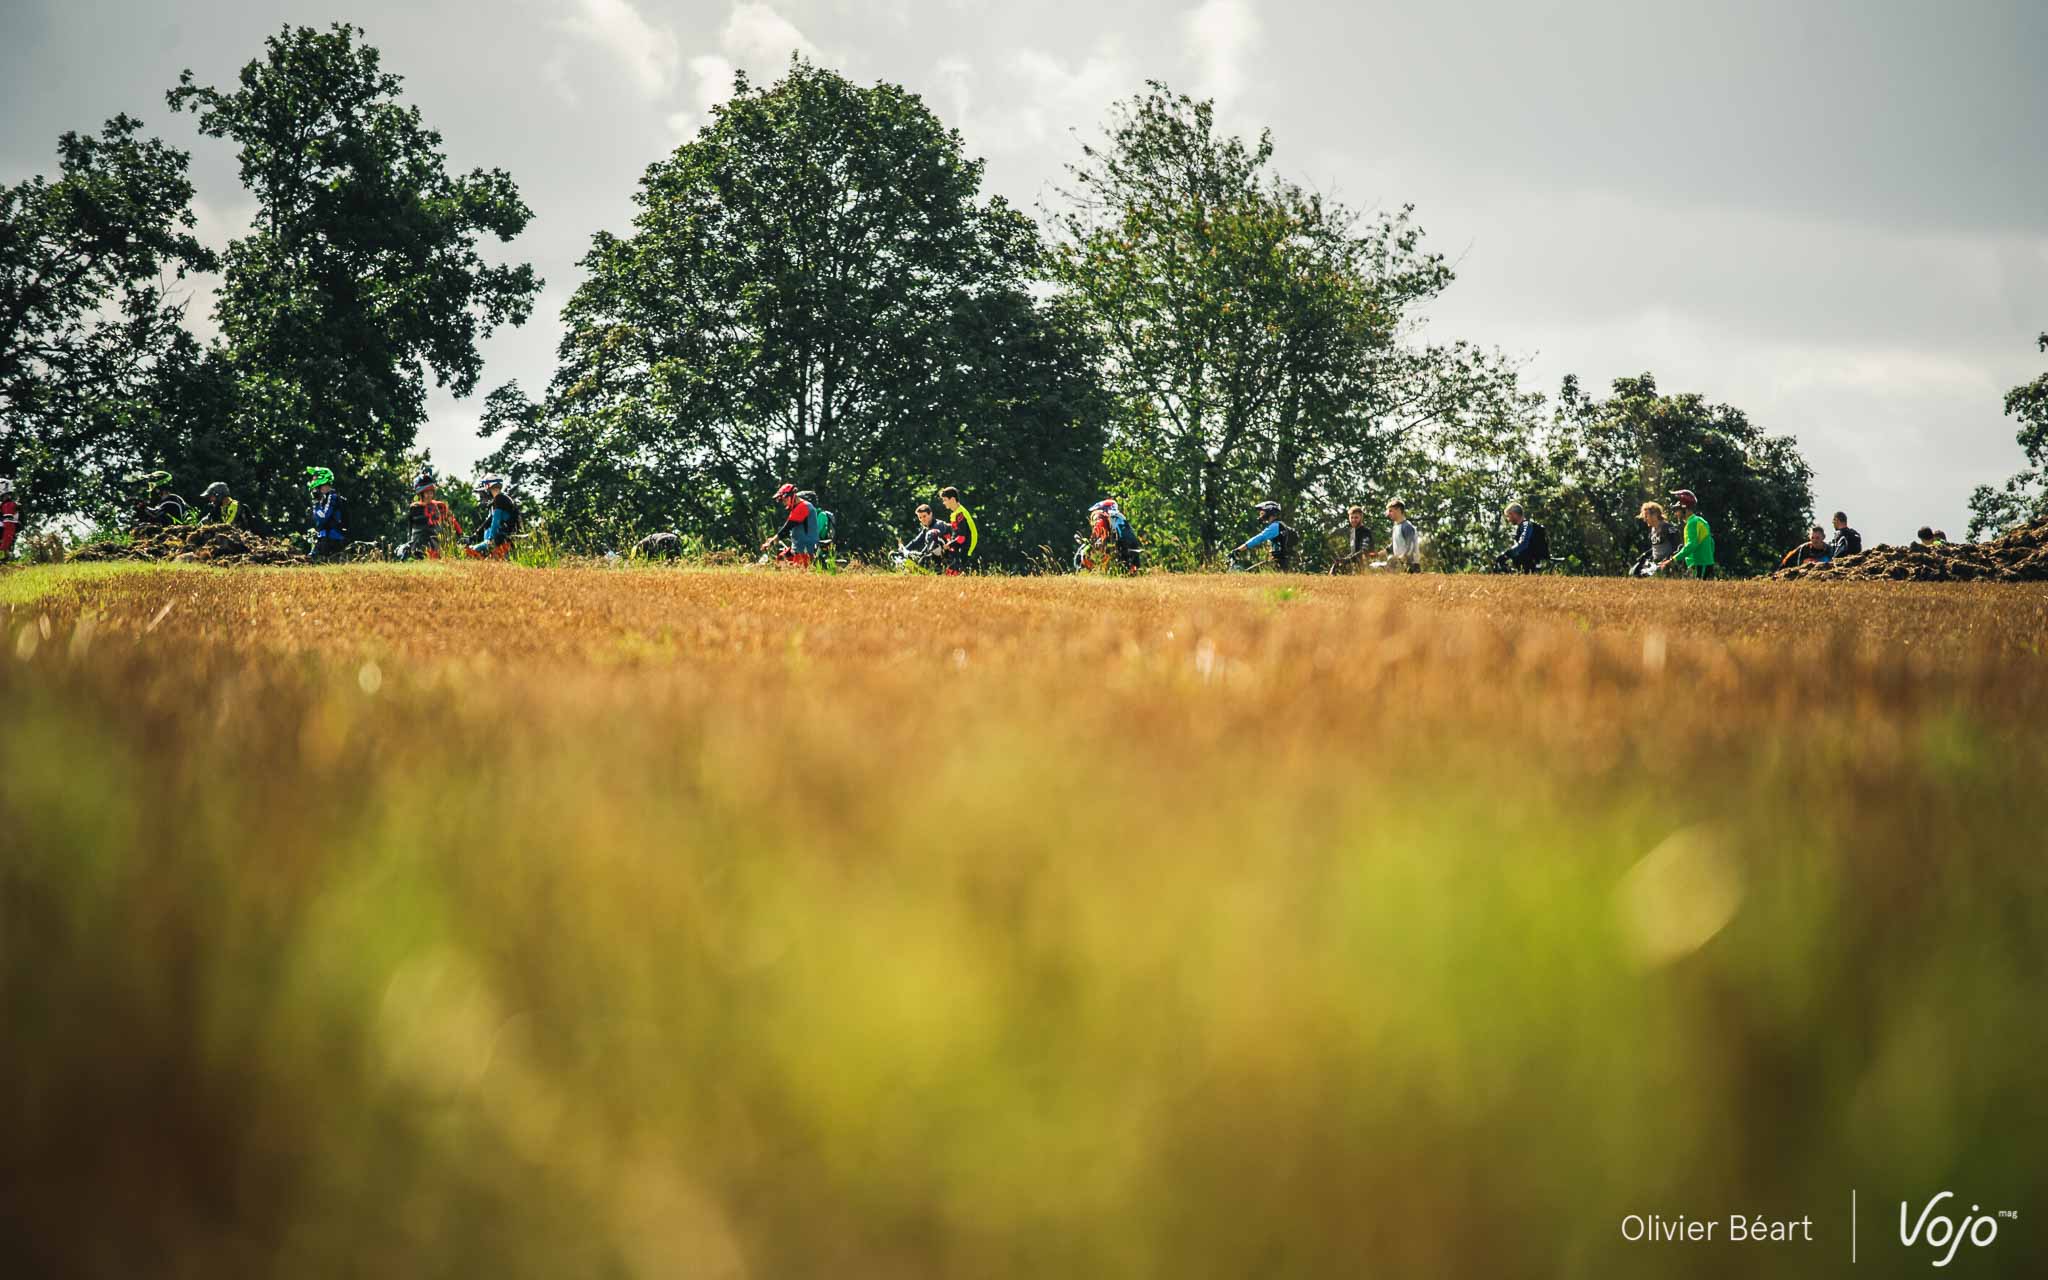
[1331, 505, 1374, 574]
[198, 481, 240, 526]
[1658, 489, 1715, 579]
[1779, 525, 1833, 568]
[306, 467, 349, 562]
[761, 483, 817, 568]
[467, 476, 519, 560]
[0, 478, 19, 559]
[1636, 502, 1683, 575]
[1379, 500, 1421, 573]
[1829, 511, 1861, 559]
[1232, 500, 1296, 570]
[939, 486, 977, 572]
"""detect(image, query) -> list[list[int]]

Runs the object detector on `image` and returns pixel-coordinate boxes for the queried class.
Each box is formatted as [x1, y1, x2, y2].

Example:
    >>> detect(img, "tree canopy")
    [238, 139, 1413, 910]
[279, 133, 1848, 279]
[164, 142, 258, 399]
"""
[484, 61, 1105, 561]
[1967, 332, 2048, 539]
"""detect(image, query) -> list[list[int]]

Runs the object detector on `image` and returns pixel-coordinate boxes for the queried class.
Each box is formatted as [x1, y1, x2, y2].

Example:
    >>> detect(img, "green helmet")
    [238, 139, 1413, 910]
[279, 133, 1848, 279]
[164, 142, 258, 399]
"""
[305, 466, 335, 491]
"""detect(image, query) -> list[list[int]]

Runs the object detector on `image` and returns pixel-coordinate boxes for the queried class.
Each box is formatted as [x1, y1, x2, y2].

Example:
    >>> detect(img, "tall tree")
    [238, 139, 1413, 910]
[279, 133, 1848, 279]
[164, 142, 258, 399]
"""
[1544, 373, 1813, 576]
[1050, 84, 1452, 560]
[0, 116, 216, 525]
[169, 23, 539, 533]
[1966, 332, 2048, 539]
[483, 61, 1105, 561]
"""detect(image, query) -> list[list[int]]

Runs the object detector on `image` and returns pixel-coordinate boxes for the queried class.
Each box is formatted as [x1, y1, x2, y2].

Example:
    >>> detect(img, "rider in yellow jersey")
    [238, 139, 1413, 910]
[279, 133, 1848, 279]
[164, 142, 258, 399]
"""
[939, 486, 977, 571]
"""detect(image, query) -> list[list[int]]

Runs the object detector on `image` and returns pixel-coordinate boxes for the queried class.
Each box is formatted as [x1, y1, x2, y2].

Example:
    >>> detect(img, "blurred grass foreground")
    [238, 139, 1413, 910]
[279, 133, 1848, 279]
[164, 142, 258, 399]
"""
[4, 564, 2046, 1277]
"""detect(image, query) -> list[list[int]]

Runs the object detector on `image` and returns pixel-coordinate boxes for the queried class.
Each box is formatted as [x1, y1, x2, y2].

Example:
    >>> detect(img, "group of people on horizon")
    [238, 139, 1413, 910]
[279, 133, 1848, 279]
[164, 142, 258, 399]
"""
[0, 469, 1940, 581]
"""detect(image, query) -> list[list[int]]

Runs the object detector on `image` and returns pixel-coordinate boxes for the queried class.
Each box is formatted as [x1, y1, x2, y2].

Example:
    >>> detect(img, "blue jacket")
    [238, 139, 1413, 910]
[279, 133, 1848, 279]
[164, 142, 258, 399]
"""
[311, 493, 348, 542]
[1245, 520, 1283, 550]
[1504, 518, 1537, 564]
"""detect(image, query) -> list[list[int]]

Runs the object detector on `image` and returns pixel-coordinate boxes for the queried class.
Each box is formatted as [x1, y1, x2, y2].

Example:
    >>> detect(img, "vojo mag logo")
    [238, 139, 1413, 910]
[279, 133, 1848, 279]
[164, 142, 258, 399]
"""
[1897, 1191, 2017, 1268]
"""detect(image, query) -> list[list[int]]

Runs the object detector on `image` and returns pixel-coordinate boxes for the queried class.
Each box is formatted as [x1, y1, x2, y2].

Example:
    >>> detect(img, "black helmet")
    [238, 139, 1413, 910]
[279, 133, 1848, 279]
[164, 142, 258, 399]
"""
[202, 481, 230, 499]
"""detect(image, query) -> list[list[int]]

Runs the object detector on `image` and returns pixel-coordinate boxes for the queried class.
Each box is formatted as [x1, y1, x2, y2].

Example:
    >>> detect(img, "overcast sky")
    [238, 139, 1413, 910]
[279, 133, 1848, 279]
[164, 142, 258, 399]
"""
[5, 0, 2043, 540]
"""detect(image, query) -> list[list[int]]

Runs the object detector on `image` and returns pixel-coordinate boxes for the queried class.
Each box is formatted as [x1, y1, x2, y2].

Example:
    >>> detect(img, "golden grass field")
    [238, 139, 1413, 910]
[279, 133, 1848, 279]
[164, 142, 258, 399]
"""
[5, 562, 2047, 1277]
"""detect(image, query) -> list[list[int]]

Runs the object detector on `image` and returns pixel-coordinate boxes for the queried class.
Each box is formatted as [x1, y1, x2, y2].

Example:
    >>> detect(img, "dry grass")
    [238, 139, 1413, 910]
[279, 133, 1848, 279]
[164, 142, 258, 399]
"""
[5, 564, 2047, 1277]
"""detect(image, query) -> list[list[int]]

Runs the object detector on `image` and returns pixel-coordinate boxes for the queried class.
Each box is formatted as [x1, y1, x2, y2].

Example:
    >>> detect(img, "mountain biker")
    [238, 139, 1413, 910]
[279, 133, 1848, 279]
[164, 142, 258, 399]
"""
[130, 471, 188, 529]
[634, 531, 683, 559]
[1330, 505, 1374, 573]
[1233, 501, 1295, 570]
[0, 478, 19, 559]
[1780, 525, 1832, 569]
[1658, 489, 1715, 579]
[1379, 500, 1421, 573]
[939, 486, 977, 572]
[467, 476, 519, 559]
[1085, 499, 1139, 571]
[307, 467, 348, 562]
[0, 478, 18, 557]
[1830, 511, 1862, 559]
[403, 469, 463, 560]
[1636, 502, 1682, 575]
[1495, 503, 1545, 572]
[797, 489, 837, 572]
[762, 483, 817, 568]
[198, 481, 240, 526]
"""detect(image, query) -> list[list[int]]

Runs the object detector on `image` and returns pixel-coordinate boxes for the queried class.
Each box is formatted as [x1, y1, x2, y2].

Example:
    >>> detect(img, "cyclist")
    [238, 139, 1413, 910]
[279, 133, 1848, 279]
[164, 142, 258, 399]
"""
[900, 503, 949, 569]
[1495, 503, 1547, 573]
[1332, 504, 1374, 573]
[1657, 489, 1716, 579]
[1232, 501, 1295, 571]
[939, 486, 977, 572]
[198, 481, 240, 526]
[761, 483, 818, 568]
[129, 471, 188, 528]
[307, 467, 349, 562]
[403, 468, 464, 560]
[467, 476, 519, 559]
[0, 477, 19, 559]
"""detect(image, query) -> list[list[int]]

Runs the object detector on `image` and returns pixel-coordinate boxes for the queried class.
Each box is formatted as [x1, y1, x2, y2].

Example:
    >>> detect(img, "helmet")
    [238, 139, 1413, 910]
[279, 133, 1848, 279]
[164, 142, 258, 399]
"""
[1254, 500, 1282, 516]
[1089, 500, 1113, 514]
[0, 477, 14, 498]
[126, 469, 172, 489]
[1670, 488, 1698, 508]
[412, 468, 437, 493]
[305, 466, 335, 491]
[203, 481, 230, 499]
[774, 483, 797, 501]
[478, 475, 507, 491]
[796, 490, 817, 503]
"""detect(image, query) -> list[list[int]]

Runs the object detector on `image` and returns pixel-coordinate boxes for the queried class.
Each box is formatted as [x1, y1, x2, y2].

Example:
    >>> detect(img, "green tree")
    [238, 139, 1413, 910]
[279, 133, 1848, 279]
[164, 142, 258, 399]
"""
[1050, 84, 1452, 561]
[1544, 373, 1813, 576]
[485, 62, 1105, 562]
[168, 23, 539, 535]
[0, 116, 217, 526]
[1966, 332, 2048, 540]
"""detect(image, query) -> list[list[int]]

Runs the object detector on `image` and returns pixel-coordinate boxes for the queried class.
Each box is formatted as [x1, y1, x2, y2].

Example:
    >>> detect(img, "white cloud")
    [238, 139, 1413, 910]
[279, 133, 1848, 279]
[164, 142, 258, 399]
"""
[563, 0, 681, 99]
[1183, 0, 1262, 107]
[721, 2, 820, 67]
[940, 40, 1131, 153]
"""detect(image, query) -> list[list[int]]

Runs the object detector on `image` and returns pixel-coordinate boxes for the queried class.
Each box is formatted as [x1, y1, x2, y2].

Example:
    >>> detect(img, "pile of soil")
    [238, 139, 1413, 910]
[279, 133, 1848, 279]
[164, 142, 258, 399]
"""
[70, 522, 305, 567]
[1775, 515, 2048, 583]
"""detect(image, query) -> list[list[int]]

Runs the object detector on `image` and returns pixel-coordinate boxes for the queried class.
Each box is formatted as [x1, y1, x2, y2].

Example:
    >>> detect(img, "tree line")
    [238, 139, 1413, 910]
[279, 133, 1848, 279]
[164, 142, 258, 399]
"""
[21, 22, 2030, 575]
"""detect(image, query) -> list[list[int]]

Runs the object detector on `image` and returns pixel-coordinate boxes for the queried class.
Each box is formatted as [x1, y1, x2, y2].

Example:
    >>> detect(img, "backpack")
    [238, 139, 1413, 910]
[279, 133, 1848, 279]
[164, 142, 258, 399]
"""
[1273, 523, 1298, 568]
[812, 507, 835, 544]
[1525, 519, 1550, 563]
[1111, 512, 1138, 551]
[500, 494, 524, 536]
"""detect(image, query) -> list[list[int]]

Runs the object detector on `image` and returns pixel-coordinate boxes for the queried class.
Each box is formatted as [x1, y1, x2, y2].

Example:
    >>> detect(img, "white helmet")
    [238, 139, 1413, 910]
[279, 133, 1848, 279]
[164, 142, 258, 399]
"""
[0, 477, 14, 498]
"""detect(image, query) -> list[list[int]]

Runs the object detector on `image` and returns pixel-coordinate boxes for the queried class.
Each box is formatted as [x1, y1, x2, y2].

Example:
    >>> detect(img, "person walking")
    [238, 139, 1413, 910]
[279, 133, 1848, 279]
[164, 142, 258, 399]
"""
[939, 486, 978, 572]
[1331, 505, 1374, 574]
[1658, 489, 1715, 579]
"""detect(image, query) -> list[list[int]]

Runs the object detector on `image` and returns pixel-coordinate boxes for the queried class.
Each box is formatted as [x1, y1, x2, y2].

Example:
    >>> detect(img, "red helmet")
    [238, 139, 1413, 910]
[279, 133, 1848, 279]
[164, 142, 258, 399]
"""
[1670, 488, 1698, 508]
[774, 483, 797, 501]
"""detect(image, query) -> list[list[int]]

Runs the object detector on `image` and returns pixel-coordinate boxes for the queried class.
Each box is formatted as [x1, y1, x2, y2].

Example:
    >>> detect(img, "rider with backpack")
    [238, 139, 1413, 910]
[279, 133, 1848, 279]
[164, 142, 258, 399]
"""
[307, 467, 349, 562]
[797, 489, 837, 572]
[1233, 501, 1296, 571]
[467, 476, 520, 559]
[1496, 503, 1550, 573]
[762, 483, 821, 568]
[402, 468, 464, 560]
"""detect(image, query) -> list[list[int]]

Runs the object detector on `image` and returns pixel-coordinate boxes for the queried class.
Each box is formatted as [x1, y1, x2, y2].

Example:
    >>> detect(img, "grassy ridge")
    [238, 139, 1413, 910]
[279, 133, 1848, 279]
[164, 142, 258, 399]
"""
[4, 566, 2046, 1276]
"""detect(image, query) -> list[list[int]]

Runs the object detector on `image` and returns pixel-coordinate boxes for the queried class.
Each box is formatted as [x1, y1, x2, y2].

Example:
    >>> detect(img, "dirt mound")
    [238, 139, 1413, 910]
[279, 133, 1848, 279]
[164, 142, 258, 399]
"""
[69, 523, 305, 567]
[1775, 515, 2048, 583]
